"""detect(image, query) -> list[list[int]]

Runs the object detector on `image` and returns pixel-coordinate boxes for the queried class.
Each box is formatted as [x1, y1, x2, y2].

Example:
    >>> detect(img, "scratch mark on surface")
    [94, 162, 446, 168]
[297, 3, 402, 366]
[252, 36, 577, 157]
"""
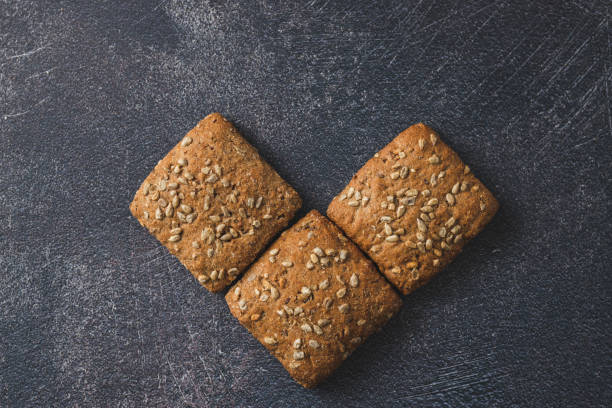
[538, 20, 603, 96]
[492, 34, 548, 95]
[4, 46, 47, 61]
[605, 11, 612, 136]
[134, 0, 170, 25]
[25, 66, 58, 80]
[2, 97, 49, 120]
[464, 34, 531, 101]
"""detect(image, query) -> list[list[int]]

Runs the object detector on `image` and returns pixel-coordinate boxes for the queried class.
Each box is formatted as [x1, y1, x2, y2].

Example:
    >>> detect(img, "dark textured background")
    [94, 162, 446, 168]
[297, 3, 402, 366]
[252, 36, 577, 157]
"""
[1, 0, 611, 406]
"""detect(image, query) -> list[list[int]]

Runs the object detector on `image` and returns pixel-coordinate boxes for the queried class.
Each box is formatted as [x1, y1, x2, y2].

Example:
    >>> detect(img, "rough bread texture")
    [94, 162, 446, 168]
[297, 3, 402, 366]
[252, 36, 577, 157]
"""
[130, 113, 302, 292]
[327, 123, 499, 295]
[225, 210, 402, 388]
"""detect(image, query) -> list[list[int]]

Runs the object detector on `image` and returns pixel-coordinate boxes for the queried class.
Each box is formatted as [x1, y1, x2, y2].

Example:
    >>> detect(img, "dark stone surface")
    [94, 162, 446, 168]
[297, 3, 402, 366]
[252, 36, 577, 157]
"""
[1, 0, 610, 406]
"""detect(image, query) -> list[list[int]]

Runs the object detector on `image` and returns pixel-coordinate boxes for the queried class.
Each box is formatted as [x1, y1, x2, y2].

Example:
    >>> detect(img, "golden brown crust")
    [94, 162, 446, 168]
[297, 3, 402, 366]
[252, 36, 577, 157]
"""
[225, 210, 402, 388]
[130, 113, 301, 292]
[327, 123, 499, 295]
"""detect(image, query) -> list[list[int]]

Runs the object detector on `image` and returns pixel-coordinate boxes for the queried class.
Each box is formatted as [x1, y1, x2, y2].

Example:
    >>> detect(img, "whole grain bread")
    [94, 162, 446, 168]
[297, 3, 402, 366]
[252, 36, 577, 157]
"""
[130, 113, 301, 292]
[327, 123, 499, 295]
[225, 210, 402, 388]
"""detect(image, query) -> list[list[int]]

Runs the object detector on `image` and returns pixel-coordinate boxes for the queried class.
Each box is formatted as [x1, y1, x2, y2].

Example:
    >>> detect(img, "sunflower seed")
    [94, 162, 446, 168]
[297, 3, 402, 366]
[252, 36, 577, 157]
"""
[307, 247, 322, 257]
[451, 225, 461, 234]
[212, 164, 222, 176]
[181, 136, 192, 147]
[416, 232, 425, 241]
[417, 218, 427, 232]
[338, 304, 350, 313]
[264, 337, 277, 345]
[348, 200, 360, 207]
[430, 133, 438, 145]
[293, 351, 305, 360]
[446, 193, 455, 206]
[428, 155, 440, 164]
[384, 223, 393, 236]
[155, 208, 163, 220]
[308, 340, 320, 349]
[350, 273, 359, 288]
[425, 239, 432, 250]
[318, 319, 331, 327]
[418, 138, 425, 150]
[386, 234, 399, 242]
[420, 213, 430, 222]
[430, 173, 437, 187]
[301, 323, 312, 333]
[336, 287, 347, 298]
[347, 187, 354, 198]
[293, 338, 302, 349]
[339, 250, 348, 261]
[350, 337, 362, 344]
[445, 217, 456, 227]
[315, 279, 329, 290]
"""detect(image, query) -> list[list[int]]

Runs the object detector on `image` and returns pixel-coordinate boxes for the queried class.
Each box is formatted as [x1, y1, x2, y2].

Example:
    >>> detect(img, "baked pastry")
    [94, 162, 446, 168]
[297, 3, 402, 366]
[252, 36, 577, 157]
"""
[327, 123, 499, 295]
[225, 210, 402, 387]
[130, 113, 301, 292]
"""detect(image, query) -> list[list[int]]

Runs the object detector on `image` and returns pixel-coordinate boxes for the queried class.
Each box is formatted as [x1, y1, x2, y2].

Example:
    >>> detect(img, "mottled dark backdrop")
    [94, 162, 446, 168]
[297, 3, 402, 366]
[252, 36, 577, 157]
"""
[1, 1, 610, 407]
